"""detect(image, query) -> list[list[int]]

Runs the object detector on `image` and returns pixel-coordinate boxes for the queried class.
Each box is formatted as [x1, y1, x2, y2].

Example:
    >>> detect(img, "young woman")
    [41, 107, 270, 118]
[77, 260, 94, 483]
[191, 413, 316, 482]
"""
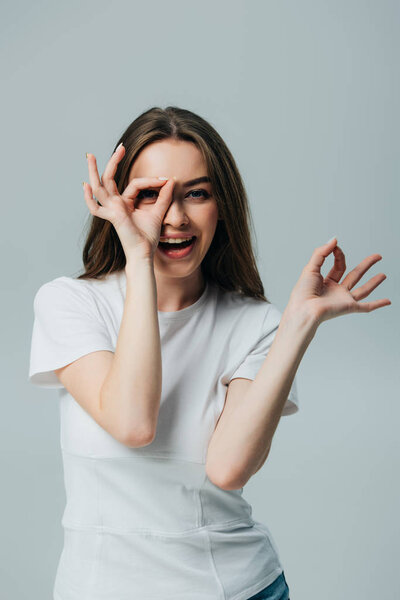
[29, 106, 390, 600]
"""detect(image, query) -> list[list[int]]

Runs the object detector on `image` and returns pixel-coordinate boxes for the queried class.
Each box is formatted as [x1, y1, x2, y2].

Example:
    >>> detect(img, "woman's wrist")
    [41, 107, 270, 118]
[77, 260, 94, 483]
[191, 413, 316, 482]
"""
[125, 254, 155, 277]
[280, 302, 319, 348]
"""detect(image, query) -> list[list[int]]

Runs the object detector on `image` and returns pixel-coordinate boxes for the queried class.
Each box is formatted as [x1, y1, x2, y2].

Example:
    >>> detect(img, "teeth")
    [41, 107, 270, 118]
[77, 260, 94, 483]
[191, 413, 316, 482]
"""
[161, 236, 194, 244]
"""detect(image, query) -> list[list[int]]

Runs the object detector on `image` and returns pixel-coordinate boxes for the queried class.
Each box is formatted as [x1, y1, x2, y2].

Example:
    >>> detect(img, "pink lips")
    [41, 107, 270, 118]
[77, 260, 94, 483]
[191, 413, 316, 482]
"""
[157, 237, 197, 259]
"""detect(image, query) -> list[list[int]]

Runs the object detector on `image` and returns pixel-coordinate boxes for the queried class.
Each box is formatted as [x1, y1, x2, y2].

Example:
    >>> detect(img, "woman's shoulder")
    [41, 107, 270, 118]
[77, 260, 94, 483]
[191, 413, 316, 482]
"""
[35, 270, 122, 297]
[32, 275, 106, 315]
[215, 284, 276, 315]
[33, 272, 125, 322]
[213, 284, 282, 332]
[34, 275, 89, 302]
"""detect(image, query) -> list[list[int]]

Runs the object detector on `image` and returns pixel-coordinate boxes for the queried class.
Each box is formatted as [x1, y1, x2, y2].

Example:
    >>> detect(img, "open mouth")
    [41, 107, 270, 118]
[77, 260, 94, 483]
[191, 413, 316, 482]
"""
[157, 236, 197, 258]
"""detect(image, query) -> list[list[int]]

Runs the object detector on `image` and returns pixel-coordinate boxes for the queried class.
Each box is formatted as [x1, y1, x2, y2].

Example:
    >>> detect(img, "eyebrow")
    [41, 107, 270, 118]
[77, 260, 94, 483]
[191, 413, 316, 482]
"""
[182, 176, 211, 188]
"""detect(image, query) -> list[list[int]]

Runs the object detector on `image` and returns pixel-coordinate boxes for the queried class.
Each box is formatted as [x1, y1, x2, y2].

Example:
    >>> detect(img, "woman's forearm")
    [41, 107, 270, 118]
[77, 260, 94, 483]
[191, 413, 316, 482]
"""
[99, 255, 162, 447]
[206, 307, 318, 489]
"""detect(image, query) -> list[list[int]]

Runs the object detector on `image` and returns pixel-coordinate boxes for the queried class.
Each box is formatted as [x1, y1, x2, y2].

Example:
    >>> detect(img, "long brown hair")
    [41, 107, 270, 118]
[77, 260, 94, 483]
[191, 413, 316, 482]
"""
[77, 106, 268, 302]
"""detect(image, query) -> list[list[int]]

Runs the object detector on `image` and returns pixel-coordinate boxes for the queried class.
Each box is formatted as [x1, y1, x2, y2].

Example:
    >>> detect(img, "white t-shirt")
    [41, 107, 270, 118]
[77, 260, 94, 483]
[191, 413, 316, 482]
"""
[28, 270, 299, 600]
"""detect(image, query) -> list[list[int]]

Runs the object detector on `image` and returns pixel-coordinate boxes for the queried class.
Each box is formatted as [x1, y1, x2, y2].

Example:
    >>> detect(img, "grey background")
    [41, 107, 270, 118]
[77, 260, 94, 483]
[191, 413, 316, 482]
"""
[1, 1, 399, 598]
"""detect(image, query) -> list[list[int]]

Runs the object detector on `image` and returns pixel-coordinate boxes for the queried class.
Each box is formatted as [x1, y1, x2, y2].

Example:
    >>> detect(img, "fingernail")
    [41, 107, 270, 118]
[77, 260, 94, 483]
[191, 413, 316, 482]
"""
[82, 181, 85, 187]
[86, 152, 89, 159]
[326, 236, 337, 244]
[158, 177, 169, 180]
[115, 142, 123, 152]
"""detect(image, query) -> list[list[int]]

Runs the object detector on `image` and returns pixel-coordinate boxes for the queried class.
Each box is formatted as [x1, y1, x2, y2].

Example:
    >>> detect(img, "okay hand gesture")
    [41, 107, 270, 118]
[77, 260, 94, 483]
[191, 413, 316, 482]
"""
[287, 237, 391, 327]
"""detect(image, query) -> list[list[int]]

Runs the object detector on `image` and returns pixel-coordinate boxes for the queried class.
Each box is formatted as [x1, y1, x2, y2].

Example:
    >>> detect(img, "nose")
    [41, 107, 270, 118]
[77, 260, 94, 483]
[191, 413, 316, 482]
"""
[162, 196, 190, 227]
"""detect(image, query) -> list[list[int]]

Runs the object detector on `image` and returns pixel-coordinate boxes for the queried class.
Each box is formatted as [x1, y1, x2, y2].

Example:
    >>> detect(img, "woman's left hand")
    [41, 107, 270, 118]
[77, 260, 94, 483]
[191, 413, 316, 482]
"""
[286, 237, 391, 327]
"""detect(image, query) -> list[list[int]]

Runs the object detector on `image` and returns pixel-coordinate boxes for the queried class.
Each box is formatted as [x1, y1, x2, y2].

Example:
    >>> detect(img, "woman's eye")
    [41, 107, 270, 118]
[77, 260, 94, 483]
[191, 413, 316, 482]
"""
[188, 189, 210, 199]
[137, 190, 157, 201]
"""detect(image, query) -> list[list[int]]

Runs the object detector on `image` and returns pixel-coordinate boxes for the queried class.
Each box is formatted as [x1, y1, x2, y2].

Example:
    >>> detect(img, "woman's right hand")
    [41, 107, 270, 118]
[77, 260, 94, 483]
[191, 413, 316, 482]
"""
[83, 143, 175, 260]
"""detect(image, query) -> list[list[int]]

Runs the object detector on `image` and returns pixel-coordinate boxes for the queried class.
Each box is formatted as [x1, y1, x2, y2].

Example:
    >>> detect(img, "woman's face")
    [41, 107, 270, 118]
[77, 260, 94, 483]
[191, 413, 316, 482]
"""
[128, 139, 220, 278]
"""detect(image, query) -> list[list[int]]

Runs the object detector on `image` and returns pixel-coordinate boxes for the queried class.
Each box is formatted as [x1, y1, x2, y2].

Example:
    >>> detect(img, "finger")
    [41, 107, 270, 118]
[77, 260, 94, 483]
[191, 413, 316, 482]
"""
[305, 237, 337, 274]
[354, 298, 391, 313]
[324, 245, 346, 283]
[341, 254, 383, 290]
[121, 176, 170, 200]
[101, 143, 125, 196]
[86, 153, 110, 205]
[83, 181, 105, 217]
[350, 273, 387, 301]
[152, 177, 176, 220]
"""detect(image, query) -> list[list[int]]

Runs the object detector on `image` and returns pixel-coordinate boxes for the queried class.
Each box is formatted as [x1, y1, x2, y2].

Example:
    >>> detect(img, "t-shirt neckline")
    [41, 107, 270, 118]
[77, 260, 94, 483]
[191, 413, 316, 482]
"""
[118, 271, 210, 321]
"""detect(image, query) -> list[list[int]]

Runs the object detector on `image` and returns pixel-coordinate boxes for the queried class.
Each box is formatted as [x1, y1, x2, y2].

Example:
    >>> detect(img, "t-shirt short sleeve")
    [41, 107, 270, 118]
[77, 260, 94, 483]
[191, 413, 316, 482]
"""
[28, 278, 115, 388]
[230, 303, 299, 416]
